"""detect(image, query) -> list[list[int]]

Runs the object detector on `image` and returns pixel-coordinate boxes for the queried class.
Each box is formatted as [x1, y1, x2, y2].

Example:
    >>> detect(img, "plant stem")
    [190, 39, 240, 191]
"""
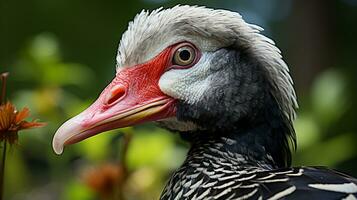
[1, 72, 9, 105]
[0, 72, 9, 200]
[0, 142, 6, 200]
[121, 131, 132, 174]
[116, 131, 132, 200]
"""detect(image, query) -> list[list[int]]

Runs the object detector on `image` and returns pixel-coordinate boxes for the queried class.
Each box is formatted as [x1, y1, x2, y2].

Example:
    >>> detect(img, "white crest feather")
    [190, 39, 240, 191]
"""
[116, 5, 298, 120]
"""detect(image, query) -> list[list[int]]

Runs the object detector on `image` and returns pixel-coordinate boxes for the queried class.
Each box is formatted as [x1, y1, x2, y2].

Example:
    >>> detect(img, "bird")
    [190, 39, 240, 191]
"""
[52, 5, 357, 200]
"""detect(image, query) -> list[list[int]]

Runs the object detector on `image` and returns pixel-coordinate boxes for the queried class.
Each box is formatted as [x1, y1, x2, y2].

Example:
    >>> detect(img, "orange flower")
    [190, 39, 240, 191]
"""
[0, 102, 45, 145]
[82, 163, 126, 199]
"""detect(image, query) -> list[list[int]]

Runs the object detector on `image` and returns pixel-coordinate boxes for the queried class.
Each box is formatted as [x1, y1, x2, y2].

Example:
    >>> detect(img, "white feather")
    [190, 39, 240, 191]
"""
[308, 183, 357, 194]
[116, 5, 297, 121]
[267, 186, 296, 200]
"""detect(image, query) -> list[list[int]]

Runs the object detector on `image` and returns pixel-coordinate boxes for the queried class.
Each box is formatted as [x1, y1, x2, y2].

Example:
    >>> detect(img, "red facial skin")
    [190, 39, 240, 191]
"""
[52, 42, 200, 153]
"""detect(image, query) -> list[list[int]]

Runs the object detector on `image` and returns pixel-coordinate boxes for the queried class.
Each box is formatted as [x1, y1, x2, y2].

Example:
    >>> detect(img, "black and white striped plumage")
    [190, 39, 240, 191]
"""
[52, 5, 357, 200]
[161, 136, 357, 199]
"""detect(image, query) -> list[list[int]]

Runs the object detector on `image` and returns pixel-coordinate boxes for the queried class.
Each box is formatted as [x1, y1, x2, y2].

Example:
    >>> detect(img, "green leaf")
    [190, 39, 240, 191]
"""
[295, 133, 357, 167]
[77, 130, 118, 162]
[311, 69, 349, 127]
[62, 180, 95, 200]
[294, 113, 321, 149]
[126, 128, 186, 170]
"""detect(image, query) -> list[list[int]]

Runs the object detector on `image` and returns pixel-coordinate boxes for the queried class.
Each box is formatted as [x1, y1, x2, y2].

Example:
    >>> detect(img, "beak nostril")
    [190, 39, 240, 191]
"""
[106, 85, 126, 105]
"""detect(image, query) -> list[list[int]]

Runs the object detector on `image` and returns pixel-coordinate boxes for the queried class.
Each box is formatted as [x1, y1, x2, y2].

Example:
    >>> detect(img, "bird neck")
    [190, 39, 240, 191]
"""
[181, 124, 283, 171]
[174, 48, 295, 168]
[179, 79, 295, 169]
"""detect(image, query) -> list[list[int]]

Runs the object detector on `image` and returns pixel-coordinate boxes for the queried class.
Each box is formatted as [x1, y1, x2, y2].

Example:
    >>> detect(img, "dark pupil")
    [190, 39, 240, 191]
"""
[179, 50, 191, 61]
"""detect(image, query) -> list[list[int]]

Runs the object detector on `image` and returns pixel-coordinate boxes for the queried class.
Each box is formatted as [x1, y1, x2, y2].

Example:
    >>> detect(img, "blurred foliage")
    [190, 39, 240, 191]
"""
[0, 0, 356, 199]
[3, 34, 187, 200]
[294, 69, 357, 167]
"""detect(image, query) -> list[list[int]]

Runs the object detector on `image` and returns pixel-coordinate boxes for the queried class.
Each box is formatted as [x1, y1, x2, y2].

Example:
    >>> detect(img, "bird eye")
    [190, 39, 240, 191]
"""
[172, 45, 196, 66]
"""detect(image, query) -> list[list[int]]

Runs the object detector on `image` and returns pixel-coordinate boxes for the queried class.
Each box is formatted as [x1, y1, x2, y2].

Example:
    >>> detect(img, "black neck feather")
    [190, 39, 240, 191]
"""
[179, 95, 295, 169]
[177, 48, 296, 168]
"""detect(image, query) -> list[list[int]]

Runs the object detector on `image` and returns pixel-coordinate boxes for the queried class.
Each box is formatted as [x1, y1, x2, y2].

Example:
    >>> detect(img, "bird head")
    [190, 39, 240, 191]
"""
[53, 5, 298, 160]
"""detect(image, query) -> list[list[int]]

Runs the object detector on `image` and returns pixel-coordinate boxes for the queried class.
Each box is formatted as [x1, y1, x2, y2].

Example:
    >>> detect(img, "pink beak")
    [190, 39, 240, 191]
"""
[52, 48, 176, 154]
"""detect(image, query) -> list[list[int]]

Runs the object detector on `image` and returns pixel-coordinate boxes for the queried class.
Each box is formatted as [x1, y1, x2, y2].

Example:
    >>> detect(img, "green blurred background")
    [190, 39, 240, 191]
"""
[1, 0, 357, 199]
